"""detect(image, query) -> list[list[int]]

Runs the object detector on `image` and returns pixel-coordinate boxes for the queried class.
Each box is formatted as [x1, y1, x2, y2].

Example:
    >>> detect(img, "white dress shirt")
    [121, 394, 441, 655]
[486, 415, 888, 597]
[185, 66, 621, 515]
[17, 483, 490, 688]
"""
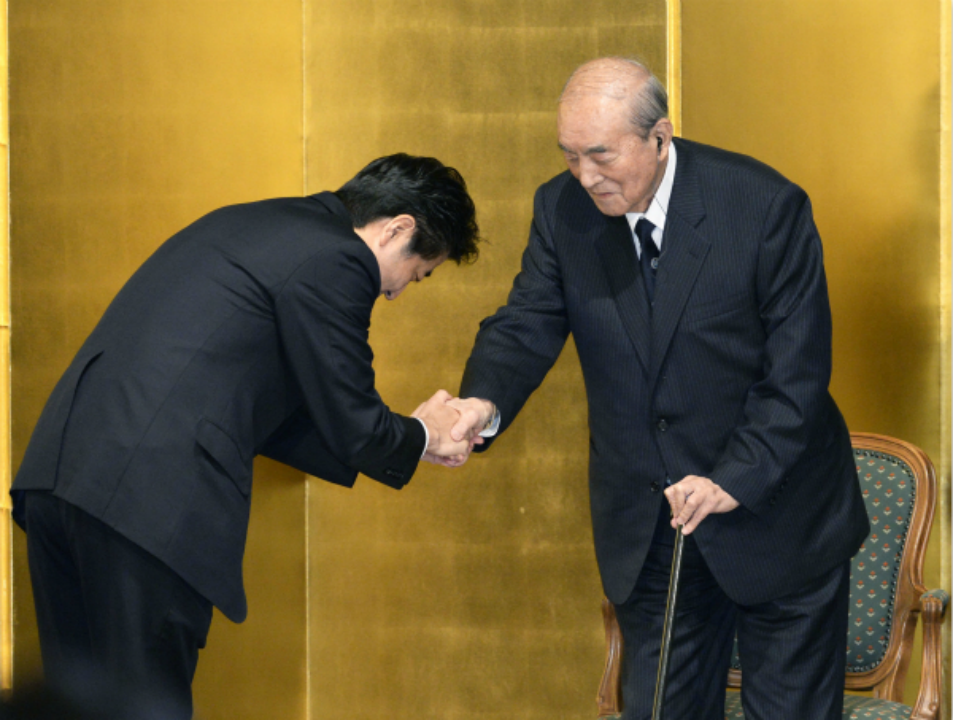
[625, 141, 678, 258]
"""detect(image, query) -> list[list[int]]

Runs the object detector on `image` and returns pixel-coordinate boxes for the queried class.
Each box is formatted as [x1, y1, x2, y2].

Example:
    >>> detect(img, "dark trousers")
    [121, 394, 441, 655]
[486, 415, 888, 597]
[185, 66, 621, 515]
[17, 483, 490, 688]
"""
[614, 506, 850, 720]
[22, 491, 213, 720]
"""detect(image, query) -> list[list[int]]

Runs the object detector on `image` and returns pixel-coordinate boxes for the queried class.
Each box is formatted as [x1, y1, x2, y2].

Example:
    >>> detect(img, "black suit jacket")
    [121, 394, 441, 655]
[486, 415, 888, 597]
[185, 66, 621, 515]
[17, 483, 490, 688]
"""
[13, 192, 425, 622]
[461, 138, 869, 606]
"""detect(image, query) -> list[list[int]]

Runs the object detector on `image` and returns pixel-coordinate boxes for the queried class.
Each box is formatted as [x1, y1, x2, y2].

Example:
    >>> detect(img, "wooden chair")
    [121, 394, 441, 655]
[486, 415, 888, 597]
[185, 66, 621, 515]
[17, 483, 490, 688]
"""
[597, 433, 949, 720]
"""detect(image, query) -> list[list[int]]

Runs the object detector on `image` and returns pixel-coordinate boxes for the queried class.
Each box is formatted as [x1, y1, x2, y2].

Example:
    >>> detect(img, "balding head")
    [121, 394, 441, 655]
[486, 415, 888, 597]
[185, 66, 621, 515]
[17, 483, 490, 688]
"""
[556, 58, 674, 216]
[560, 57, 668, 139]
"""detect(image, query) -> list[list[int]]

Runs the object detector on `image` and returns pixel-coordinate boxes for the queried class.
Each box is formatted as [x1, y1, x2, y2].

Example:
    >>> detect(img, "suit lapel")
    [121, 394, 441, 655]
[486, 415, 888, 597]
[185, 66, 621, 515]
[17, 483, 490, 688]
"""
[594, 214, 651, 376]
[649, 140, 710, 387]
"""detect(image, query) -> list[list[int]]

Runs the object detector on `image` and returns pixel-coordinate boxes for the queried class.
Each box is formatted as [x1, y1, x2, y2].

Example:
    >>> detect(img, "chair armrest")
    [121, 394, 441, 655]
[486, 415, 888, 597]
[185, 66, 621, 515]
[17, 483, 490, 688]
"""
[910, 589, 949, 720]
[597, 598, 624, 718]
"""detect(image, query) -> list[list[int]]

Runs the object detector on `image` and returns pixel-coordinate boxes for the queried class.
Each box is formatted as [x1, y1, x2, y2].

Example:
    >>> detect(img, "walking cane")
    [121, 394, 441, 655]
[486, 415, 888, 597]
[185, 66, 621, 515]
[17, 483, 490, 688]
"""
[651, 523, 685, 720]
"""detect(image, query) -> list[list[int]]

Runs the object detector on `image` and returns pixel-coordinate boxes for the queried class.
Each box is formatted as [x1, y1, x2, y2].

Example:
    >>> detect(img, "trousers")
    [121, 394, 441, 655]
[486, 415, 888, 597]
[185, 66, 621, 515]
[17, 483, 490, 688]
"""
[22, 491, 214, 720]
[614, 504, 850, 720]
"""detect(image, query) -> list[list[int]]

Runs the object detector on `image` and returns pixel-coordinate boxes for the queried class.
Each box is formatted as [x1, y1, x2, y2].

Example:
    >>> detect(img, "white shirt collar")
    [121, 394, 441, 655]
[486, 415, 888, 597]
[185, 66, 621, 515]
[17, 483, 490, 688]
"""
[625, 141, 677, 252]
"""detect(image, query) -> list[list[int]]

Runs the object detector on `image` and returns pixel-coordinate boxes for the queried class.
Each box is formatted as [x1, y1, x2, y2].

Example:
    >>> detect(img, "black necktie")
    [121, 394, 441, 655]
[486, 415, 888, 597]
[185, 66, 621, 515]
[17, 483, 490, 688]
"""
[635, 217, 659, 305]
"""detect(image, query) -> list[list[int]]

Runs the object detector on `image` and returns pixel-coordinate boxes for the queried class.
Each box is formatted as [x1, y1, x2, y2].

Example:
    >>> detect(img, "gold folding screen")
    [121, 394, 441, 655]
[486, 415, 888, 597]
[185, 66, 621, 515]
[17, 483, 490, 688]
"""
[8, 1, 666, 718]
[0, 0, 10, 693]
[6, 0, 950, 717]
[303, 5, 667, 718]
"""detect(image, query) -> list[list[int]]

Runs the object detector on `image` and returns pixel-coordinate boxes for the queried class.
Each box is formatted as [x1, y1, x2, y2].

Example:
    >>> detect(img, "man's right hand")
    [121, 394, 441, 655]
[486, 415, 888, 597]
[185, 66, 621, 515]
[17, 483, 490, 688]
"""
[447, 397, 496, 442]
[411, 390, 473, 460]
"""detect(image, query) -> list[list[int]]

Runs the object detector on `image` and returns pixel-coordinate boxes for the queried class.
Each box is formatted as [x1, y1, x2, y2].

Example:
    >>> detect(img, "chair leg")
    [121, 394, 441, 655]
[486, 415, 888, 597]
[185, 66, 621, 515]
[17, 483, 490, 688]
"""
[597, 598, 624, 718]
[910, 590, 949, 720]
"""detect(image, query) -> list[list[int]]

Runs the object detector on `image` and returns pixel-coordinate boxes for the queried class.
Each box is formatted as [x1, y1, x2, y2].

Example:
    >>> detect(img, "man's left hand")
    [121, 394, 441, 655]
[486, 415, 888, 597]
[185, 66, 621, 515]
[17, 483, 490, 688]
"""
[664, 476, 739, 535]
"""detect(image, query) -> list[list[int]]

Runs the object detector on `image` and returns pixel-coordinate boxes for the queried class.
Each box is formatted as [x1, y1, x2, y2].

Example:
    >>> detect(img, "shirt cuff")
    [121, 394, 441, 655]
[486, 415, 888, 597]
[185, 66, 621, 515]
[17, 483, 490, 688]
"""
[478, 406, 501, 438]
[416, 417, 430, 459]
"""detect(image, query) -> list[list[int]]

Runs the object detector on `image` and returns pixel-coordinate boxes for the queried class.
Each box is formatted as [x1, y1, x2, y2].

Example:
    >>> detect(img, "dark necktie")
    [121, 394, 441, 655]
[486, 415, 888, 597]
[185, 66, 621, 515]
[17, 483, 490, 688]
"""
[635, 217, 660, 305]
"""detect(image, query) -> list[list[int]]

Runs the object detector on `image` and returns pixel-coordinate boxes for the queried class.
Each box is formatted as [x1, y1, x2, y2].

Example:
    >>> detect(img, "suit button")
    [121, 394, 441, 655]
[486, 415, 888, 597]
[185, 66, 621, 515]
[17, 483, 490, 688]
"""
[650, 482, 661, 493]
[769, 497, 778, 506]
[657, 418, 668, 432]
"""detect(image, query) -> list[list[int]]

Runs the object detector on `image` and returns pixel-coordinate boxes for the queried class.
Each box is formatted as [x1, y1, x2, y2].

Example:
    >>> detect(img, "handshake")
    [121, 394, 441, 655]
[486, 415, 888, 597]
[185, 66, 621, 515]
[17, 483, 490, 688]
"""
[411, 390, 496, 467]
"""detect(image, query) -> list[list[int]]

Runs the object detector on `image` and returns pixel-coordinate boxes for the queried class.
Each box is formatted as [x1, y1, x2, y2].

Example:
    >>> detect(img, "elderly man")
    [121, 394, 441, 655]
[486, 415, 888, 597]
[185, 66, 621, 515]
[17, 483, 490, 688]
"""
[14, 153, 480, 718]
[448, 58, 869, 719]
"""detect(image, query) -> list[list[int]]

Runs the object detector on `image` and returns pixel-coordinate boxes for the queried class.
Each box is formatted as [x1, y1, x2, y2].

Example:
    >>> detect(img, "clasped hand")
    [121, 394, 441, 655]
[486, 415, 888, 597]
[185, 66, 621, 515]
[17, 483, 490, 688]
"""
[410, 391, 495, 467]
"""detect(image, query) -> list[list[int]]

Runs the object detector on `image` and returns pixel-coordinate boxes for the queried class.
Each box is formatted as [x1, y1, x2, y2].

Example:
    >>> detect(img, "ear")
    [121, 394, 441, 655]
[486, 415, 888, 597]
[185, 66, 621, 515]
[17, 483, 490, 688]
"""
[653, 118, 675, 156]
[379, 214, 417, 247]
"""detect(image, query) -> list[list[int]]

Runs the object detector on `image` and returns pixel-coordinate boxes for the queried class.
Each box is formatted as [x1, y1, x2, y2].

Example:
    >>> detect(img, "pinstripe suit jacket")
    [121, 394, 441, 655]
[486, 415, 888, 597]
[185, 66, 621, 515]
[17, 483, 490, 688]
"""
[460, 138, 869, 606]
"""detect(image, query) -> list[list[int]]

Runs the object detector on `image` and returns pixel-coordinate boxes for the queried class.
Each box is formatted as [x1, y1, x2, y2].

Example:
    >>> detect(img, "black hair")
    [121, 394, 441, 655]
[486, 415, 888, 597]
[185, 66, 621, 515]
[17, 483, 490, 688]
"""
[335, 153, 480, 264]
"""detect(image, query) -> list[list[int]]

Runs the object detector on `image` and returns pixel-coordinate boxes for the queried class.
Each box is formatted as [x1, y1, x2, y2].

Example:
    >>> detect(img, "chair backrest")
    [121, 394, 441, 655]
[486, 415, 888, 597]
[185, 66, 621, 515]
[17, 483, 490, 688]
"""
[727, 433, 936, 701]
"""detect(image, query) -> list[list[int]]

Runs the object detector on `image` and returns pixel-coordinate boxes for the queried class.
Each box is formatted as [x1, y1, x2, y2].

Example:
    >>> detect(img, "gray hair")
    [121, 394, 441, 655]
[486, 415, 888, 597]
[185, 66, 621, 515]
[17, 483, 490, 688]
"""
[631, 71, 669, 138]
[560, 57, 669, 139]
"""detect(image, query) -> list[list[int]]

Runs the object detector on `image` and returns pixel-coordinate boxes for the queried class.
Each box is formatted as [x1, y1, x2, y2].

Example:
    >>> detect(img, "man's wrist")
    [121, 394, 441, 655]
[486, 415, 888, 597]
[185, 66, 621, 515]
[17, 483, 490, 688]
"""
[479, 401, 500, 438]
[415, 417, 430, 458]
[482, 401, 496, 429]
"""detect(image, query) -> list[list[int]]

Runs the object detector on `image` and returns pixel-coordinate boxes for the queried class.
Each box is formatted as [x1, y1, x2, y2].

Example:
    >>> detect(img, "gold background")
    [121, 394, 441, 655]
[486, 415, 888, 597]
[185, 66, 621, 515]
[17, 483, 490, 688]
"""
[5, 0, 949, 718]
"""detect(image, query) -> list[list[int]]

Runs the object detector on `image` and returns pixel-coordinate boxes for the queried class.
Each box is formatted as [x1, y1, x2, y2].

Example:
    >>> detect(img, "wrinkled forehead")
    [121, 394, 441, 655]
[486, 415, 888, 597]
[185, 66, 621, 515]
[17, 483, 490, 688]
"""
[557, 94, 633, 143]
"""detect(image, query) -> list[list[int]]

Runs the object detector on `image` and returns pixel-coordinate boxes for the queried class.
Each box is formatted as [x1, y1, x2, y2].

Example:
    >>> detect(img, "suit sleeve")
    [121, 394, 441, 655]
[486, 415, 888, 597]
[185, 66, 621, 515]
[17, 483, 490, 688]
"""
[460, 186, 570, 445]
[709, 184, 835, 515]
[273, 243, 425, 489]
[257, 406, 357, 488]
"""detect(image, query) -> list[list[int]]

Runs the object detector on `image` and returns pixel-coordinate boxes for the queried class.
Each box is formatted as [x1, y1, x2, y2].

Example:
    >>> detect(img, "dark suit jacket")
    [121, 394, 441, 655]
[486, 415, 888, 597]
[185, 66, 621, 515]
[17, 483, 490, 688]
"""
[461, 138, 870, 606]
[12, 192, 425, 622]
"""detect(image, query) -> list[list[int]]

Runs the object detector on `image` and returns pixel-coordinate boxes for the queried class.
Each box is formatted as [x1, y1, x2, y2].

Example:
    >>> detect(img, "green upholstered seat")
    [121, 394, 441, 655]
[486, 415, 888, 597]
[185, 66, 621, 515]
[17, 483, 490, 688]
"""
[724, 692, 912, 719]
[730, 446, 916, 674]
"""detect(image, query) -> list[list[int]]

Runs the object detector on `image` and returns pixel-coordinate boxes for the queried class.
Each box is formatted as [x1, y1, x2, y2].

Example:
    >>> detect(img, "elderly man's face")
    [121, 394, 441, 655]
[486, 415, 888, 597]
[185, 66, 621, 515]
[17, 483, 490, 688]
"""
[557, 95, 668, 216]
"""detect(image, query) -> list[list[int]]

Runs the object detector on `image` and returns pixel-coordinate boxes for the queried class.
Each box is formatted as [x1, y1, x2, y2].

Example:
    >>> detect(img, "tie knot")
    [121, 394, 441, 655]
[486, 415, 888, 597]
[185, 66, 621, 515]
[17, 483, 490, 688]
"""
[634, 218, 659, 261]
